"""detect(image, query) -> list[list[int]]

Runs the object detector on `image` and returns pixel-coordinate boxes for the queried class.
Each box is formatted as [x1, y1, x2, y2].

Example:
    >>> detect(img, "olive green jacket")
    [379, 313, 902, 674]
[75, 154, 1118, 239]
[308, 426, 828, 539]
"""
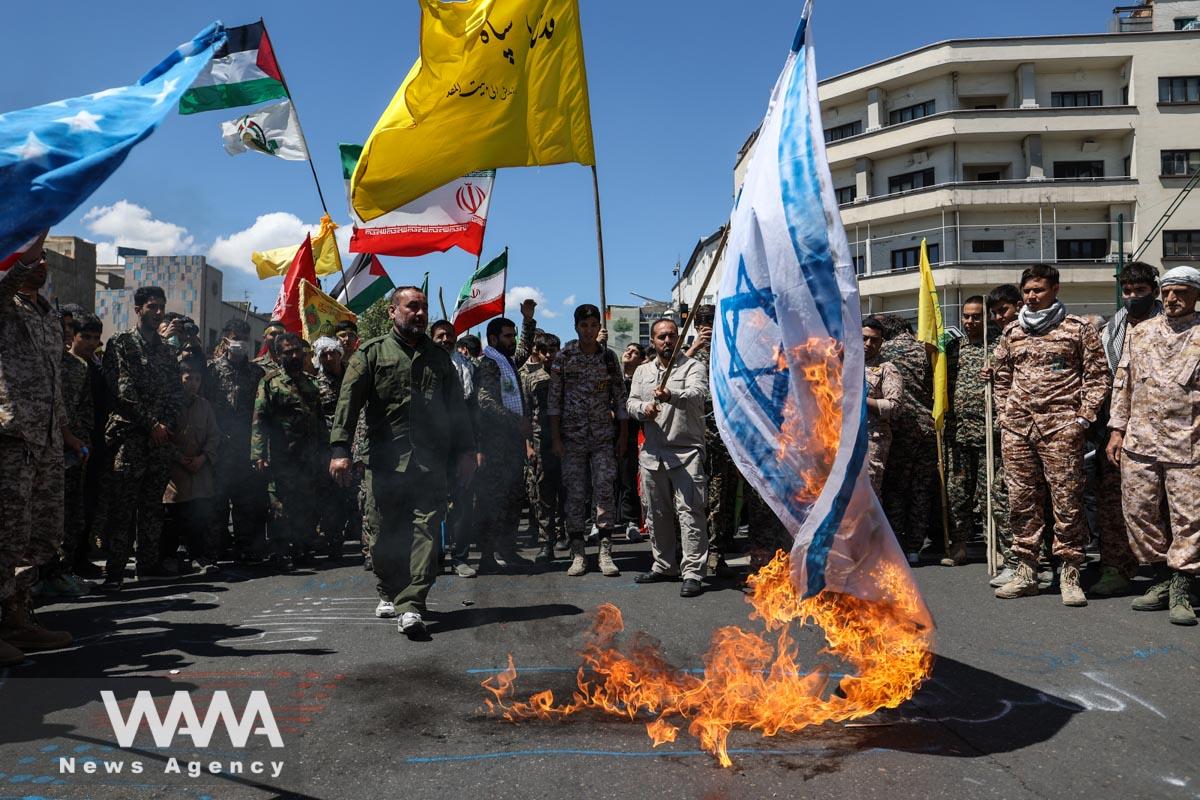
[330, 330, 472, 473]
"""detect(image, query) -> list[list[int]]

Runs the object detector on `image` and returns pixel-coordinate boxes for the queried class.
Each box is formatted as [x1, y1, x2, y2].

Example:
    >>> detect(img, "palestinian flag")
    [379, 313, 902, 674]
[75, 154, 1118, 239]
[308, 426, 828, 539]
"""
[452, 250, 507, 335]
[179, 22, 288, 115]
[340, 144, 494, 257]
[331, 252, 395, 314]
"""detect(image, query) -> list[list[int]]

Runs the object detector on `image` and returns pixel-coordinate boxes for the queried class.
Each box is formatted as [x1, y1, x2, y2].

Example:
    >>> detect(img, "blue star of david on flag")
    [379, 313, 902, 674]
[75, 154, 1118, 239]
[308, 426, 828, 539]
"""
[710, 1, 929, 615]
[0, 22, 227, 259]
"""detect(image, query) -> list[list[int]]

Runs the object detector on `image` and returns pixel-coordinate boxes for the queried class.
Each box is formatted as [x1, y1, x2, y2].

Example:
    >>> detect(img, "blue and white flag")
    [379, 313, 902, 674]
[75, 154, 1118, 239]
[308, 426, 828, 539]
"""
[712, 2, 926, 613]
[0, 23, 227, 259]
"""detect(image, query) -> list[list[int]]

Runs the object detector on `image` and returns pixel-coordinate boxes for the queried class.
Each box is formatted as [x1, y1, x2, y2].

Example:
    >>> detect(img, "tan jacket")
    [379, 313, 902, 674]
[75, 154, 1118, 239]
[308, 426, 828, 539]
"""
[627, 352, 708, 470]
[1110, 313, 1200, 465]
[866, 357, 902, 438]
[0, 263, 64, 449]
[993, 314, 1109, 440]
[164, 394, 221, 503]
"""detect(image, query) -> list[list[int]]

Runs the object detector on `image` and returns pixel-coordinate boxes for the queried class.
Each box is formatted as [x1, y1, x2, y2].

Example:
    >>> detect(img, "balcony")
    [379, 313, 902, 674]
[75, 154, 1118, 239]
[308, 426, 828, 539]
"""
[1111, 4, 1154, 33]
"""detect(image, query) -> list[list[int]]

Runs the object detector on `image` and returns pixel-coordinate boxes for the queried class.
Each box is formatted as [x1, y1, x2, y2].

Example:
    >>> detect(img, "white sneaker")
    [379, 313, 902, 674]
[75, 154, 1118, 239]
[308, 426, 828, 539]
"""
[375, 599, 396, 618]
[398, 611, 426, 635]
[989, 567, 1015, 588]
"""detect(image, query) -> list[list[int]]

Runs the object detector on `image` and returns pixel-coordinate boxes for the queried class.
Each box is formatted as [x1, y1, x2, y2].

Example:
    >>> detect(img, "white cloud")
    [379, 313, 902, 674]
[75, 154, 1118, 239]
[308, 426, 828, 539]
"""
[562, 294, 576, 306]
[506, 285, 559, 320]
[206, 212, 353, 276]
[82, 200, 195, 263]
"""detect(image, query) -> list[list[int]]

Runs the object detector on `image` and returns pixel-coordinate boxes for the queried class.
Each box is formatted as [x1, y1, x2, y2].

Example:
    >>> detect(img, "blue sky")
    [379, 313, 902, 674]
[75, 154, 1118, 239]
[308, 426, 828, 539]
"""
[5, 0, 1099, 338]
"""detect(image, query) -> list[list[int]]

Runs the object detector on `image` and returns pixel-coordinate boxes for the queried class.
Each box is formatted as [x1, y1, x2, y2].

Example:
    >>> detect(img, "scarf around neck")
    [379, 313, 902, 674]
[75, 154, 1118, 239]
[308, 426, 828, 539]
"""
[1101, 302, 1163, 374]
[483, 345, 523, 416]
[1018, 300, 1067, 336]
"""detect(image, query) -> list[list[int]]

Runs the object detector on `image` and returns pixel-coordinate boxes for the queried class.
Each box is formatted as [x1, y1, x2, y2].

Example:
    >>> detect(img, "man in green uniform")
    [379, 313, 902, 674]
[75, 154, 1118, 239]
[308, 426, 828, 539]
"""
[329, 287, 474, 638]
[251, 332, 327, 571]
[521, 332, 563, 562]
[944, 296, 988, 566]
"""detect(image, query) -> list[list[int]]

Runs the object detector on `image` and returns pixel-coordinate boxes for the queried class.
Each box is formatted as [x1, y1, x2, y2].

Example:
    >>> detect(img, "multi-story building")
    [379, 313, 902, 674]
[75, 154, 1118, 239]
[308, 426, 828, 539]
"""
[42, 236, 97, 312]
[94, 255, 270, 351]
[693, 0, 1200, 328]
[606, 301, 676, 352]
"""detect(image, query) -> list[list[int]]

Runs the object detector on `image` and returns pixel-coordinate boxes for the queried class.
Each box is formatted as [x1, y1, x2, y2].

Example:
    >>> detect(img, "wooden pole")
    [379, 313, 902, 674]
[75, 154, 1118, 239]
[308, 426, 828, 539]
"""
[984, 297, 997, 576]
[936, 426, 952, 557]
[658, 225, 729, 391]
[591, 165, 608, 322]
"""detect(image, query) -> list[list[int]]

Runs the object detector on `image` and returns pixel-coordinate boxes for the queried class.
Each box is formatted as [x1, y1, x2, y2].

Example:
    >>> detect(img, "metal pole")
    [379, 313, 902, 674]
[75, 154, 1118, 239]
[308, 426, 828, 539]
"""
[591, 165, 609, 322]
[983, 296, 996, 576]
[1116, 212, 1125, 310]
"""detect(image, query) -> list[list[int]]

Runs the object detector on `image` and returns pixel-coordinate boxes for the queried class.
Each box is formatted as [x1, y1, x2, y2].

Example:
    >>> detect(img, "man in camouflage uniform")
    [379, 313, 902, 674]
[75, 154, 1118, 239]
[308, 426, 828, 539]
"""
[549, 304, 629, 577]
[253, 319, 286, 373]
[251, 332, 327, 570]
[521, 331, 563, 563]
[1090, 263, 1160, 596]
[686, 305, 738, 576]
[984, 285, 1021, 586]
[475, 317, 535, 571]
[993, 264, 1109, 606]
[100, 286, 183, 589]
[329, 287, 474, 638]
[207, 318, 267, 561]
[879, 314, 938, 561]
[1107, 266, 1200, 625]
[943, 297, 988, 566]
[0, 243, 73, 663]
[863, 316, 902, 496]
[431, 319, 478, 577]
[313, 335, 358, 559]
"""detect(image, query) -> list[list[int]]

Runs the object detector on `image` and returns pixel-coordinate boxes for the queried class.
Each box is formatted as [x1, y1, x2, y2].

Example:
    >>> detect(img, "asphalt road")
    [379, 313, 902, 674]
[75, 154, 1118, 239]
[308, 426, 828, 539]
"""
[1, 538, 1197, 800]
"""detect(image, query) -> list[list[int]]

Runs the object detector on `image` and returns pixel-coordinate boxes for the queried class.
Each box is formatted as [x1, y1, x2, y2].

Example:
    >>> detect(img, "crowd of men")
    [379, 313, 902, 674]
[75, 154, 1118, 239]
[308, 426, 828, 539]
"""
[1, 246, 1198, 657]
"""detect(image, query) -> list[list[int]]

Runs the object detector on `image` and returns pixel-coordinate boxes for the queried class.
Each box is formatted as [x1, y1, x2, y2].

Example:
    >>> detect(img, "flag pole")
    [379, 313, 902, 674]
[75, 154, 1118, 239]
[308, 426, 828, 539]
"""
[658, 224, 729, 391]
[258, 17, 348, 293]
[591, 165, 609, 325]
[983, 297, 997, 576]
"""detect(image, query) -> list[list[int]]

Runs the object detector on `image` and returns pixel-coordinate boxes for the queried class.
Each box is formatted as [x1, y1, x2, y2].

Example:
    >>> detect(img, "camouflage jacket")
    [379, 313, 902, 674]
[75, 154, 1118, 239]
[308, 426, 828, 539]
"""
[476, 353, 530, 456]
[206, 355, 265, 453]
[1110, 312, 1200, 464]
[994, 315, 1109, 439]
[61, 351, 94, 446]
[949, 339, 987, 447]
[102, 326, 182, 446]
[520, 361, 552, 445]
[865, 355, 902, 438]
[0, 263, 64, 449]
[880, 331, 933, 433]
[317, 365, 368, 461]
[547, 340, 629, 444]
[250, 369, 327, 470]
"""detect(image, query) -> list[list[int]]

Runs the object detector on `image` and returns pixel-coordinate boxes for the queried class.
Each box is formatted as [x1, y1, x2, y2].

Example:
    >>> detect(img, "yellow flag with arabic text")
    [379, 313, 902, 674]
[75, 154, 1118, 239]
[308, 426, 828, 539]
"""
[351, 0, 595, 221]
[916, 239, 949, 432]
[299, 279, 357, 344]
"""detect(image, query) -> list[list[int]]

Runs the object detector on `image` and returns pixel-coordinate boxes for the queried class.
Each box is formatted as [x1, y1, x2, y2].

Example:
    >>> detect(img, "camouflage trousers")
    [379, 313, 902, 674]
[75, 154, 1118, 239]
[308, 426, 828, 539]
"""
[0, 432, 64, 601]
[882, 420, 938, 552]
[867, 426, 892, 496]
[525, 445, 563, 544]
[947, 442, 986, 546]
[563, 438, 616, 541]
[211, 449, 267, 557]
[267, 467, 322, 555]
[991, 451, 1015, 568]
[476, 434, 526, 555]
[706, 427, 738, 555]
[1120, 452, 1200, 575]
[1001, 426, 1089, 566]
[1093, 447, 1137, 577]
[103, 436, 173, 578]
[57, 462, 88, 573]
[364, 466, 445, 614]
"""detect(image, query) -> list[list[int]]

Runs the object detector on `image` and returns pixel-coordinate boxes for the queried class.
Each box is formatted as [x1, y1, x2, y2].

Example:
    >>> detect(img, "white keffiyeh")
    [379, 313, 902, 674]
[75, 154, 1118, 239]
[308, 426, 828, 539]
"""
[483, 345, 523, 416]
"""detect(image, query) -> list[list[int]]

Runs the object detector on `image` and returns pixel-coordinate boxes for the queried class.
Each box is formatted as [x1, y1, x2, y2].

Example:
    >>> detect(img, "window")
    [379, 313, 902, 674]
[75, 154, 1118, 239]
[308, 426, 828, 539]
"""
[824, 121, 862, 143]
[1159, 76, 1200, 104]
[1161, 150, 1200, 176]
[888, 168, 936, 194]
[975, 170, 1002, 182]
[890, 243, 940, 270]
[1175, 17, 1199, 30]
[1164, 230, 1200, 259]
[853, 255, 866, 276]
[889, 100, 936, 125]
[1056, 239, 1108, 260]
[834, 185, 857, 205]
[1121, 85, 1130, 105]
[971, 240, 1005, 254]
[1051, 91, 1102, 107]
[1053, 161, 1105, 179]
[973, 104, 997, 110]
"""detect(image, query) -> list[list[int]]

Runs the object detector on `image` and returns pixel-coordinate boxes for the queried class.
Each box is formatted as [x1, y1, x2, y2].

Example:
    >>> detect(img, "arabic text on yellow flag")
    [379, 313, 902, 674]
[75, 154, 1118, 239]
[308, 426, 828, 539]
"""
[916, 238, 949, 432]
[299, 279, 357, 344]
[252, 215, 344, 279]
[351, 0, 595, 221]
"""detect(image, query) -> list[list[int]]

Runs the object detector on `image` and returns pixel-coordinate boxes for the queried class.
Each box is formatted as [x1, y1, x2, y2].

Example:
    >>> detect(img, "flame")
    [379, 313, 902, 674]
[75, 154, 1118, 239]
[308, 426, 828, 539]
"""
[482, 337, 933, 767]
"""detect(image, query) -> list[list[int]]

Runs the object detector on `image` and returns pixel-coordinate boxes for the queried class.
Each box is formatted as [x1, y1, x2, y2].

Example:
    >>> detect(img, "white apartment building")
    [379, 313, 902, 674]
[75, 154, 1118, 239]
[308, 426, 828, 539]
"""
[693, 0, 1200, 328]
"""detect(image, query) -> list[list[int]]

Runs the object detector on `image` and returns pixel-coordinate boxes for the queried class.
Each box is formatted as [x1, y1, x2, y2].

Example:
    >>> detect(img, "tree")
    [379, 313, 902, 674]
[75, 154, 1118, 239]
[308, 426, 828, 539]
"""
[357, 296, 391, 340]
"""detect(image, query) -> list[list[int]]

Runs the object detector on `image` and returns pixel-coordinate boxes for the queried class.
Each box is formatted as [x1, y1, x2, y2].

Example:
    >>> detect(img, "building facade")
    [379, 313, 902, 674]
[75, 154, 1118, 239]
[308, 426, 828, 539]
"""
[689, 0, 1200, 328]
[42, 236, 97, 312]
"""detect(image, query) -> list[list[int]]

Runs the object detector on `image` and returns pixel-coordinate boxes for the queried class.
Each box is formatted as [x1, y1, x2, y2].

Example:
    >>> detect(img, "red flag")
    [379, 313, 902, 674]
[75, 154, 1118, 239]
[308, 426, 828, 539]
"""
[270, 234, 317, 334]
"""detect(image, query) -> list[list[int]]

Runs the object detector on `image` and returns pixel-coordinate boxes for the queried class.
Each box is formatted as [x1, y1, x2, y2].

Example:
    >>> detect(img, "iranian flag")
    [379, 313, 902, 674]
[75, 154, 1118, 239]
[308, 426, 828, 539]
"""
[452, 250, 507, 335]
[340, 144, 494, 257]
[179, 21, 288, 115]
[330, 252, 395, 314]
